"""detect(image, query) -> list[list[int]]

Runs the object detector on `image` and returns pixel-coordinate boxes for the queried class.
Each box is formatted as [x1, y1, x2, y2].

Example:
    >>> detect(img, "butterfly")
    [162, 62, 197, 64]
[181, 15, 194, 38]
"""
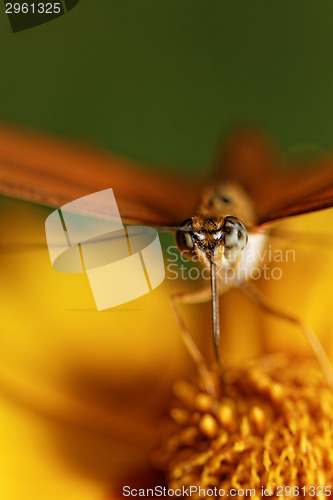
[1, 122, 333, 390]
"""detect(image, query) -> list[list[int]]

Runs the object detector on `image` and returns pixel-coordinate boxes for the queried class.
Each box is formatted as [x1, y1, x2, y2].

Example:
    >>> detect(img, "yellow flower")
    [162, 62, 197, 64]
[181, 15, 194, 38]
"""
[1, 194, 333, 499]
[0, 196, 189, 499]
[156, 355, 333, 497]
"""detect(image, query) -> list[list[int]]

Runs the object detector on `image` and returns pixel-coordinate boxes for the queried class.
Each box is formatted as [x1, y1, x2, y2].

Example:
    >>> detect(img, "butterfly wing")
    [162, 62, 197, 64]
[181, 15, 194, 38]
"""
[2, 123, 333, 231]
[215, 127, 333, 226]
[257, 162, 333, 225]
[0, 123, 200, 226]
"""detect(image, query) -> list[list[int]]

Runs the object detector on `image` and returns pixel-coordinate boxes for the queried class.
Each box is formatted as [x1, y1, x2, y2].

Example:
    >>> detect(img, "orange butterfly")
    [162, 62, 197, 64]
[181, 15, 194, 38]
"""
[1, 123, 333, 389]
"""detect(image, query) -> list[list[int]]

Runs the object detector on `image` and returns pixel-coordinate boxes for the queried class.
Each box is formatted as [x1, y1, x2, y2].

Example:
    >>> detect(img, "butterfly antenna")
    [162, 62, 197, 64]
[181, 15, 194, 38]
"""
[211, 261, 224, 380]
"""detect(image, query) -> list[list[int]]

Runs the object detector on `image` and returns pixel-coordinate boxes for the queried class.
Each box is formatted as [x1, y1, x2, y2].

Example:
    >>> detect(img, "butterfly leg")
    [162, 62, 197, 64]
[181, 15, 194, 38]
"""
[240, 281, 333, 388]
[171, 283, 229, 395]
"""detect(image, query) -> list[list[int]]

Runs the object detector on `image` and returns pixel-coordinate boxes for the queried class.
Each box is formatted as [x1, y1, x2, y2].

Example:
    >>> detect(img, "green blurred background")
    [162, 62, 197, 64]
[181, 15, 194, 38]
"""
[1, 0, 333, 170]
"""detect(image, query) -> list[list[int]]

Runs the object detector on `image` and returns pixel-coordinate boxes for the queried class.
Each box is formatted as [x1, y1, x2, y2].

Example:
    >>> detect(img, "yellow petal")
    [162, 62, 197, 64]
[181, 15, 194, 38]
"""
[0, 196, 193, 499]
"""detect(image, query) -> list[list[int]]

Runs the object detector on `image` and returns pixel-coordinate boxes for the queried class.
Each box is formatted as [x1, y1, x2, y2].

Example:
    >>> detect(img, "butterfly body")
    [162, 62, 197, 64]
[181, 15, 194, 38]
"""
[175, 182, 268, 288]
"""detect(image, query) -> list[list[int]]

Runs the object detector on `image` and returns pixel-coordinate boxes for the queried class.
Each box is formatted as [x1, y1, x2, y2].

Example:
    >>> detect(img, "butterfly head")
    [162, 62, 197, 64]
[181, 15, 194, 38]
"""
[176, 215, 248, 268]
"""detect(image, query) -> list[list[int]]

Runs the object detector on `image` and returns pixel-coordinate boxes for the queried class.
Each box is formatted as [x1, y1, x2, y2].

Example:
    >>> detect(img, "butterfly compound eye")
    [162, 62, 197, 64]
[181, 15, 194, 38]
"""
[176, 218, 197, 261]
[222, 216, 248, 261]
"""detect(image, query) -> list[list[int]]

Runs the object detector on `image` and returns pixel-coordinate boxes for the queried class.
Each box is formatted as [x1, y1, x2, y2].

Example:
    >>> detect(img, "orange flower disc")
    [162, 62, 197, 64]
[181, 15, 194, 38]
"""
[156, 355, 333, 498]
